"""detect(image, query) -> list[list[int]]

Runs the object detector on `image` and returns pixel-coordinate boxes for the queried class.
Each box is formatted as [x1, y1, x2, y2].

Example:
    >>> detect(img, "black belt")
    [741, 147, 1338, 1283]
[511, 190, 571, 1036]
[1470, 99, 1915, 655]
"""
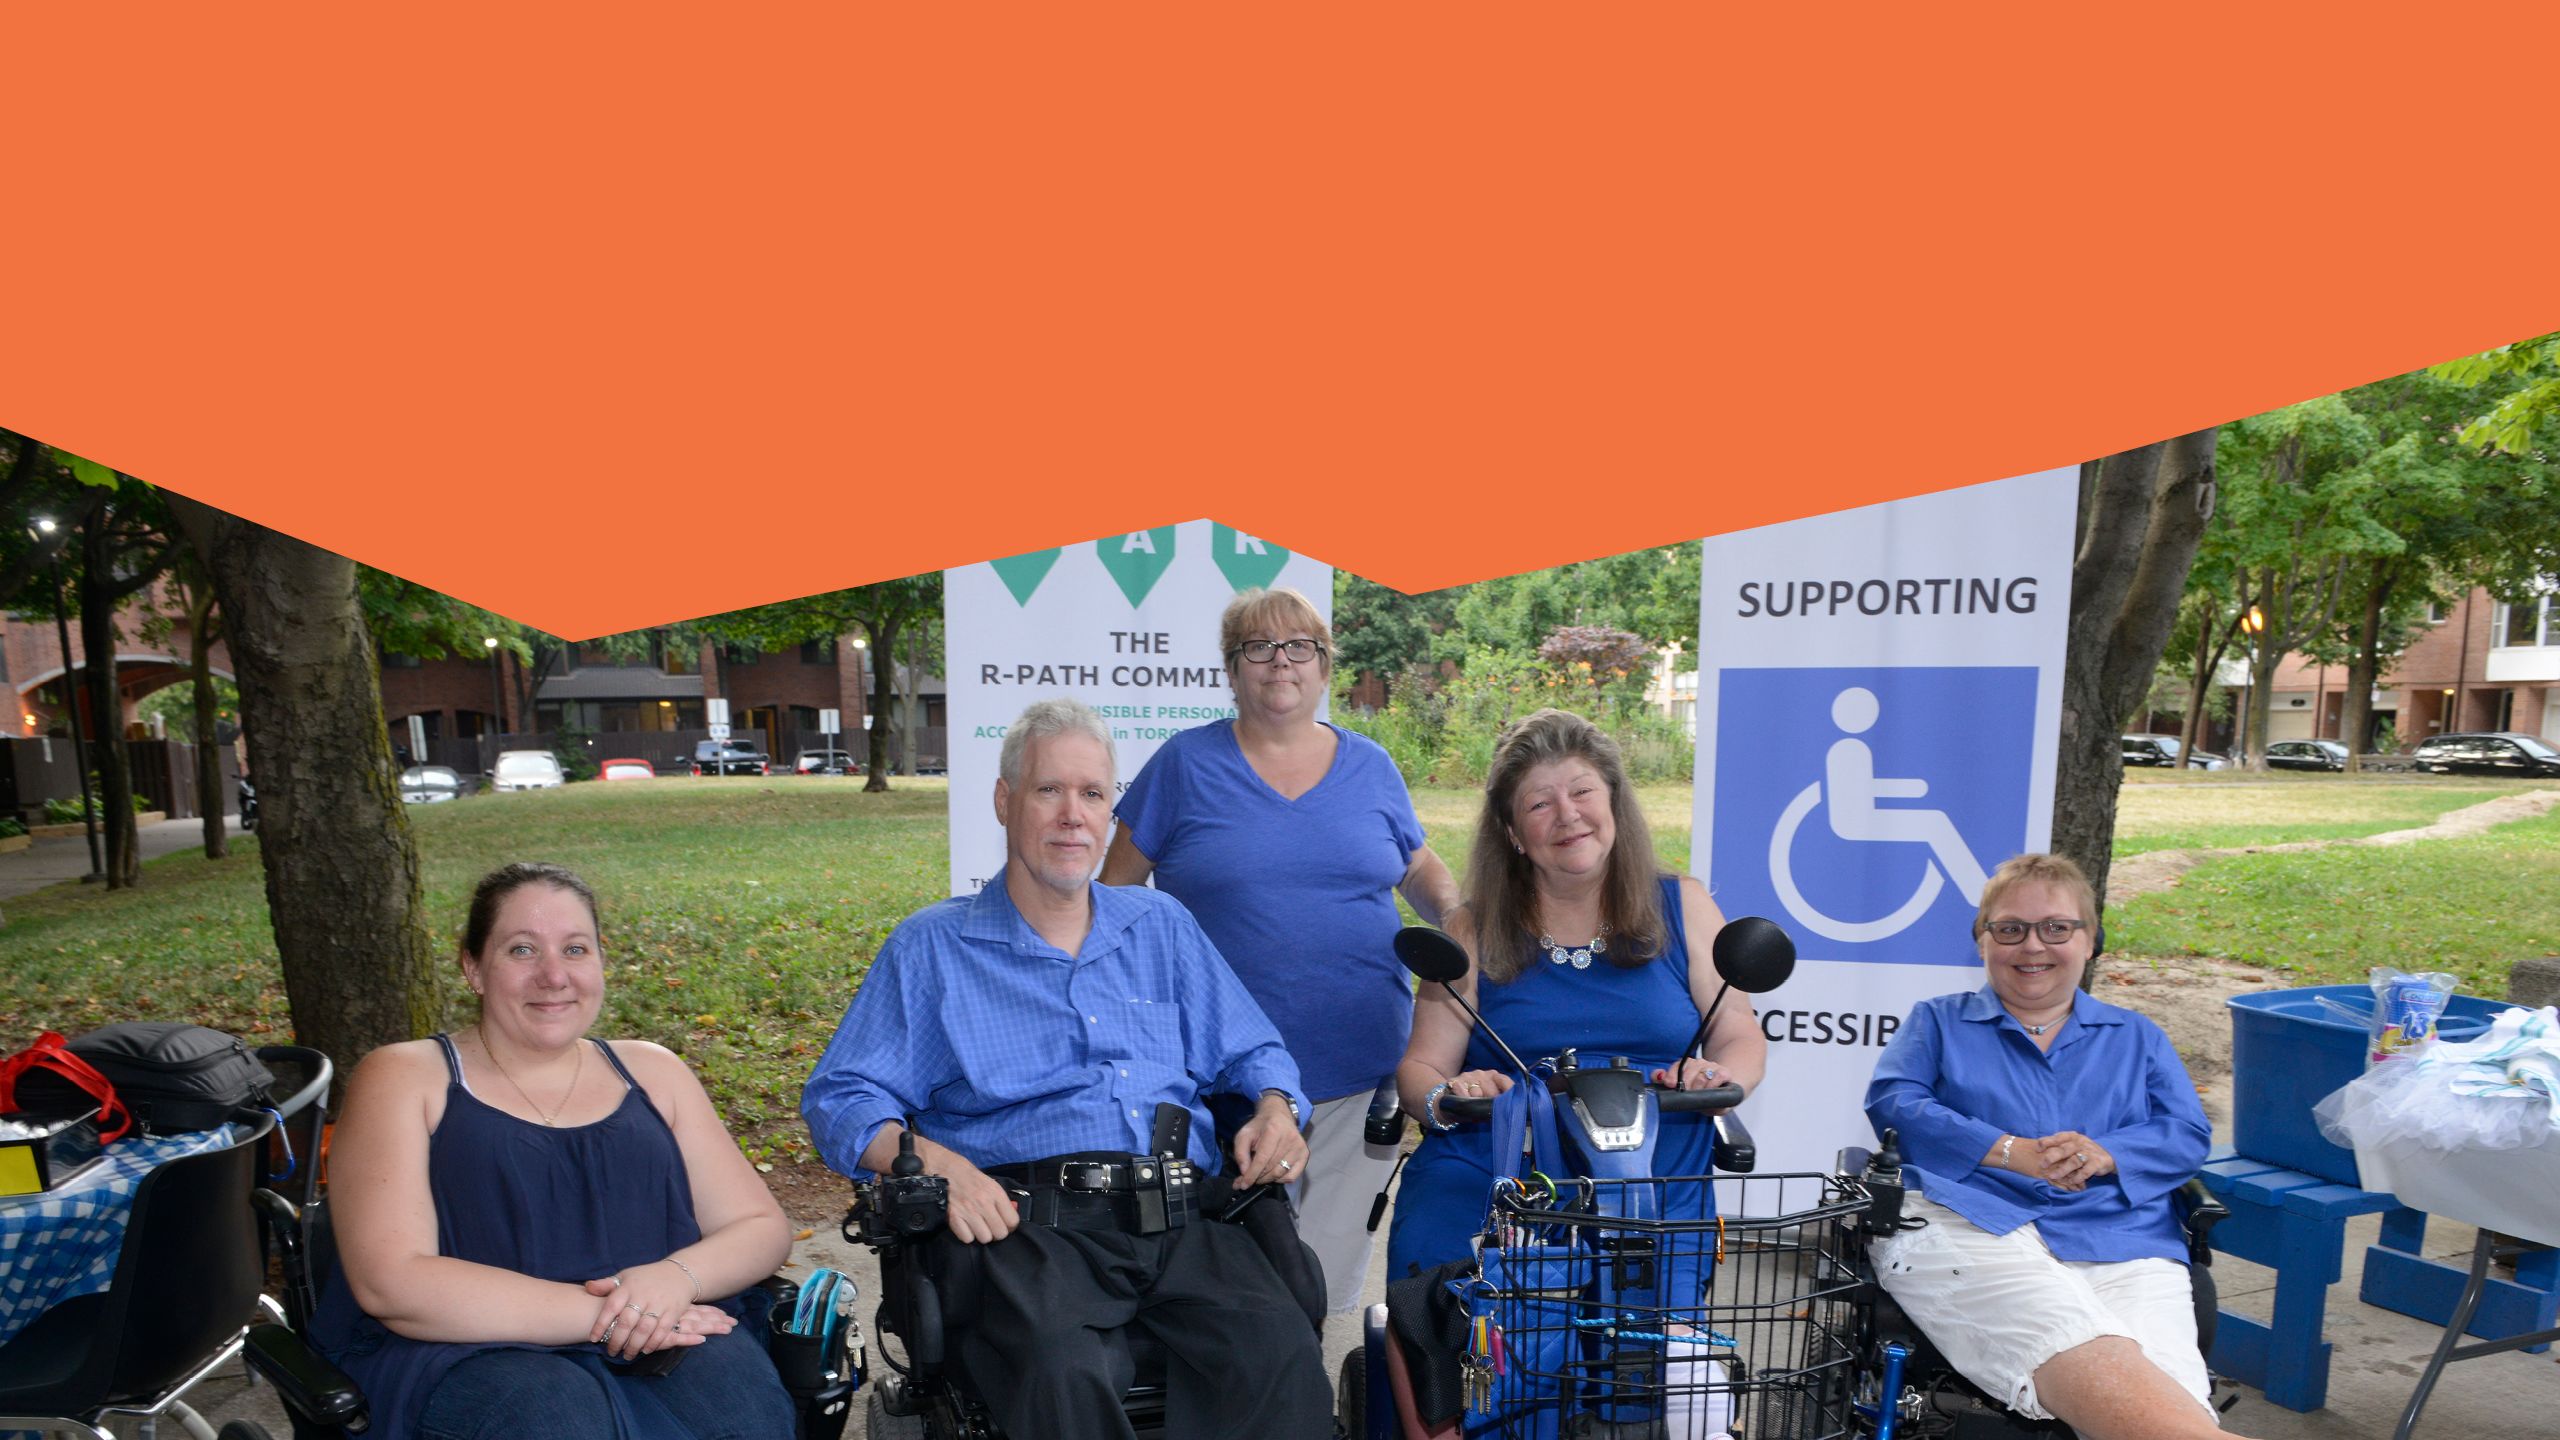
[988, 1152, 1198, 1234]
[988, 1154, 1181, 1193]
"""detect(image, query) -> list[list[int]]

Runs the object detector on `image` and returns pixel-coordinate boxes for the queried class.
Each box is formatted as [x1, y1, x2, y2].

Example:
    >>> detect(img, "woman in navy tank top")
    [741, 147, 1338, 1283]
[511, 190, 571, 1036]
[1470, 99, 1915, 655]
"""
[313, 863, 793, 1440]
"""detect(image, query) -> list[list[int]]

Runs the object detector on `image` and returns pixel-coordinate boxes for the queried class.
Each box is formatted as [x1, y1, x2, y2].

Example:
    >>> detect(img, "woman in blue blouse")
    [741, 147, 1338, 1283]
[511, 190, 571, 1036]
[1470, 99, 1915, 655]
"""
[1104, 586, 1462, 1315]
[1865, 853, 2250, 1440]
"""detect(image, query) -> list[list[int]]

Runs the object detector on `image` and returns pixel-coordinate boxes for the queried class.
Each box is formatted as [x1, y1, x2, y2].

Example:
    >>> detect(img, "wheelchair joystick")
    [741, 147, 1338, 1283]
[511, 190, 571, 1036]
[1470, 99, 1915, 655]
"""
[849, 1115, 951, 1243]
[1858, 1127, 1916, 1236]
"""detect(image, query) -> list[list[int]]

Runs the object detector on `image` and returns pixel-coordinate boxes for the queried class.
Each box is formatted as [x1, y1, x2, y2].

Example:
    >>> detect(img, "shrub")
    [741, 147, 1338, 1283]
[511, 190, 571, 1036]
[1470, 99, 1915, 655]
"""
[0, 816, 27, 839]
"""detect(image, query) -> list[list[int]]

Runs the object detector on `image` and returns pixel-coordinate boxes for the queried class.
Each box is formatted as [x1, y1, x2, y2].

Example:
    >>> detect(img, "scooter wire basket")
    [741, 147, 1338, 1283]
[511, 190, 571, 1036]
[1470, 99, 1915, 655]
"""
[1457, 1170, 1868, 1440]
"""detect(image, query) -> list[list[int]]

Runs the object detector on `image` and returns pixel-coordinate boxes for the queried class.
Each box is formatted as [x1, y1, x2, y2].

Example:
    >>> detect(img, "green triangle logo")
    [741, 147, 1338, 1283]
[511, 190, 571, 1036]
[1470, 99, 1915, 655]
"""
[1097, 528, 1177, 607]
[1210, 524, 1290, 593]
[989, 548, 1061, 606]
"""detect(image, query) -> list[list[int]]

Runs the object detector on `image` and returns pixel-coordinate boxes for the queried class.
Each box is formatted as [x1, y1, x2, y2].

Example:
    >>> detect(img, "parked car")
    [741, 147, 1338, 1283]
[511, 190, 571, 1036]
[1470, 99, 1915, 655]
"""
[2265, 739, 2350, 772]
[400, 765, 465, 803]
[795, 749, 861, 776]
[2409, 731, 2560, 778]
[597, 757, 658, 782]
[492, 749, 568, 791]
[238, 778, 258, 832]
[2121, 733, 2228, 770]
[691, 738, 771, 777]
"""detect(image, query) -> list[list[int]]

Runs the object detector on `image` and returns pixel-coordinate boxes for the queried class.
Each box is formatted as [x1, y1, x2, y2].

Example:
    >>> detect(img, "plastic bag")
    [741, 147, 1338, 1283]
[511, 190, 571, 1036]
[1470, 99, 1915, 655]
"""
[2365, 967, 2456, 1062]
[2316, 1005, 2560, 1154]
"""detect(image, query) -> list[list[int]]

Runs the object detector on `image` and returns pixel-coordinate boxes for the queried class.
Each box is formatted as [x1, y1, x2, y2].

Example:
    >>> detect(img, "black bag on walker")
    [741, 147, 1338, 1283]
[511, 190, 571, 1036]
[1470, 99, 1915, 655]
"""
[14, 1022, 274, 1136]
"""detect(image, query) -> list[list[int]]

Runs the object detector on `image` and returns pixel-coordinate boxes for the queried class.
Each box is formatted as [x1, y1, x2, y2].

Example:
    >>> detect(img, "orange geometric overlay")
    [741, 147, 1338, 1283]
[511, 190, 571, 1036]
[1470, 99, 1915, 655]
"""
[5, 8, 2558, 637]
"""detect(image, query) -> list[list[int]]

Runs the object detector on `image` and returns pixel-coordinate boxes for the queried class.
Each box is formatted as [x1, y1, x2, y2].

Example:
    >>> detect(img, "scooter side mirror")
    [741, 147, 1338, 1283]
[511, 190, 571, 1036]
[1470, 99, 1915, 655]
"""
[1711, 916, 1797, 994]
[1393, 926, 1472, 985]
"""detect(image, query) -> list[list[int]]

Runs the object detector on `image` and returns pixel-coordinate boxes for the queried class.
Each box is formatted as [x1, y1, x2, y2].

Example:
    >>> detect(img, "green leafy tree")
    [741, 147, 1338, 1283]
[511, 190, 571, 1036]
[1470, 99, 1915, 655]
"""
[2433, 333, 2560, 457]
[1330, 574, 1456, 697]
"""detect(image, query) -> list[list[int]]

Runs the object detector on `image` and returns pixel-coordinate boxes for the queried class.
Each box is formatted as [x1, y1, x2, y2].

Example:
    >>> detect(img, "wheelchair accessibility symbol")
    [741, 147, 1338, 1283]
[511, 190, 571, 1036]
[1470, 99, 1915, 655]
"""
[1768, 686, 1994, 944]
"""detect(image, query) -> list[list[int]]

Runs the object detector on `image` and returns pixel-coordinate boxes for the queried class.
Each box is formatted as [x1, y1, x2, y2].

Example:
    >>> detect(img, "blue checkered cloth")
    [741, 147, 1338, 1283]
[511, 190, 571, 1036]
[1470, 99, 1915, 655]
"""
[0, 1125, 237, 1347]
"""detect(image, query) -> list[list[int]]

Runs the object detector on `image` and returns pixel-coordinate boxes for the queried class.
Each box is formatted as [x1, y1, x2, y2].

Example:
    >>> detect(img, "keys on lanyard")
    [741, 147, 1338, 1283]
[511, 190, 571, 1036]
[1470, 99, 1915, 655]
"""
[1465, 1314, 1508, 1414]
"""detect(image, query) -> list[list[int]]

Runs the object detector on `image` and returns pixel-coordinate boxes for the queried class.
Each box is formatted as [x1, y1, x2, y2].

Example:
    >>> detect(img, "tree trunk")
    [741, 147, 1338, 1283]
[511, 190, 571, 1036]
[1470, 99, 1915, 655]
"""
[900, 628, 924, 777]
[77, 517, 140, 887]
[168, 496, 444, 1083]
[2058, 428, 2220, 922]
[190, 601, 228, 860]
[2179, 587, 2241, 763]
[864, 619, 902, 793]
[2341, 560, 2392, 771]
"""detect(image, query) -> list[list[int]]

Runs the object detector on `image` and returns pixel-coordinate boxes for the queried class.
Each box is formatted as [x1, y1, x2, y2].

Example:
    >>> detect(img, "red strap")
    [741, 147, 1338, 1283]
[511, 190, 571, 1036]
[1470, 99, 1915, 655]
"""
[0, 1031, 135, 1142]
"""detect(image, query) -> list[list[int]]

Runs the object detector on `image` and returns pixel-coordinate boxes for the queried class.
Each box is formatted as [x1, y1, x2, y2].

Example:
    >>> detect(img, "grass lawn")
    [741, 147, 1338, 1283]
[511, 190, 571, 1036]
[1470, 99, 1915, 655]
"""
[2106, 805, 2560, 993]
[2110, 773, 2541, 856]
[3, 779, 954, 1169]
[7, 770, 2549, 1164]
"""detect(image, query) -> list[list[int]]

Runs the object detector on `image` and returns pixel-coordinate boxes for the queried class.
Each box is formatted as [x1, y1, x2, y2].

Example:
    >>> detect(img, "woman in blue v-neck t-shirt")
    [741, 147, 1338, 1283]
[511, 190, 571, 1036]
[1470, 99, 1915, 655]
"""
[1105, 586, 1461, 1315]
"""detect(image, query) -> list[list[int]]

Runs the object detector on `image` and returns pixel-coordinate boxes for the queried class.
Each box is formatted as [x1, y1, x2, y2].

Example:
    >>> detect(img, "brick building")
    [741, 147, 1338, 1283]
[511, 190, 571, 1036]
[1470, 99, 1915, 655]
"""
[387, 635, 948, 774]
[2, 600, 231, 741]
[2262, 585, 2558, 749]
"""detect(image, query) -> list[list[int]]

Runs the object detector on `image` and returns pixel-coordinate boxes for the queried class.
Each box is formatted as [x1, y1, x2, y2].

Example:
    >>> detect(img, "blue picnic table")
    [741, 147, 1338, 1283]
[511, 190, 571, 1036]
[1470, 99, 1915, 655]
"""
[2201, 1148, 2560, 1414]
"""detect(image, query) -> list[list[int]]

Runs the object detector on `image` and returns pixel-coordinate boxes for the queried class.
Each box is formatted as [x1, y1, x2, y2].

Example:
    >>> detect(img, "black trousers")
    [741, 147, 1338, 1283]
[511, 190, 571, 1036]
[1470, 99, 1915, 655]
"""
[936, 1217, 1333, 1440]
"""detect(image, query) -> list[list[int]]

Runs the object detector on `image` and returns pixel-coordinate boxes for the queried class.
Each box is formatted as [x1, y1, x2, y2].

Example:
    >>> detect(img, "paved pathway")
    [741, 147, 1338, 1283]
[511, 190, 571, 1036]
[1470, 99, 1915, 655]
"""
[0, 813, 245, 903]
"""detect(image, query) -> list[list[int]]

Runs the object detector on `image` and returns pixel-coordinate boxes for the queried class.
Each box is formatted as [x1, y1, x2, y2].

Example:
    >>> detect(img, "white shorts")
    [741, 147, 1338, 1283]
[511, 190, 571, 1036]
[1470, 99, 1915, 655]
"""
[1285, 1091, 1402, 1314]
[1870, 1191, 2215, 1423]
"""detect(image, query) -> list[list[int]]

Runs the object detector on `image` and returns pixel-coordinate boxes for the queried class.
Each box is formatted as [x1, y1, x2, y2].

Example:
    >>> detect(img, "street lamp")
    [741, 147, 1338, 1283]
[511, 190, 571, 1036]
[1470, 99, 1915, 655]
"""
[482, 637, 506, 767]
[2237, 605, 2268, 767]
[29, 517, 103, 880]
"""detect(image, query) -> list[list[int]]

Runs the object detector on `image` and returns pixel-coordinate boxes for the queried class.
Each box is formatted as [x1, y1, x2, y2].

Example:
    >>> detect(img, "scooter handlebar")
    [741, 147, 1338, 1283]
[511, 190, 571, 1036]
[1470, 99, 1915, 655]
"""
[1432, 1080, 1744, 1125]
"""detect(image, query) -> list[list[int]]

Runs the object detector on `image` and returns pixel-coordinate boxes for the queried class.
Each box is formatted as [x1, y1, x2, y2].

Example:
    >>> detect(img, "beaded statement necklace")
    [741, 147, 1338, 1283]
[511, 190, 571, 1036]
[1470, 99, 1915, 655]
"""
[1538, 927, 1608, 969]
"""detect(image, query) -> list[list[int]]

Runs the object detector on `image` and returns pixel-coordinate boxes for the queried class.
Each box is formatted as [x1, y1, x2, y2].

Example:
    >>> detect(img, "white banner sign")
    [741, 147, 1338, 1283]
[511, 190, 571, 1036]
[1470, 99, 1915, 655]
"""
[943, 522, 1333, 896]
[1693, 470, 2076, 1176]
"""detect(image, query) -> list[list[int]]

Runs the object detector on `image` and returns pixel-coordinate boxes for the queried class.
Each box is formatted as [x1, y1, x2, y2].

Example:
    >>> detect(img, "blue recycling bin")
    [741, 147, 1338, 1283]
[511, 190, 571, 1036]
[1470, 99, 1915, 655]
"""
[2226, 985, 2507, 1185]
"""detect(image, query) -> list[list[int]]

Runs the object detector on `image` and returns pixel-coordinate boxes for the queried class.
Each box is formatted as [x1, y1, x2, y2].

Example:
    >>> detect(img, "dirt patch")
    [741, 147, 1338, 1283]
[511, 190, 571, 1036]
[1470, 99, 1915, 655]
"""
[2093, 950, 2289, 1132]
[762, 1157, 858, 1226]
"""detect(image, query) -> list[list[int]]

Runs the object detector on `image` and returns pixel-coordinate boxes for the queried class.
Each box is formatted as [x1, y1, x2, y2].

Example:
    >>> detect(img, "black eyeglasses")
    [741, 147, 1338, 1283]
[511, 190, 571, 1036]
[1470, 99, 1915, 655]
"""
[1984, 918, 2087, 946]
[1231, 639, 1324, 665]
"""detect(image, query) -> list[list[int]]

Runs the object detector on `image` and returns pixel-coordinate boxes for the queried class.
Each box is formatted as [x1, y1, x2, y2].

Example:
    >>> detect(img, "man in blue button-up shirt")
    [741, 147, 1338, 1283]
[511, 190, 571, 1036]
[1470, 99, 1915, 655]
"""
[804, 698, 1327, 1438]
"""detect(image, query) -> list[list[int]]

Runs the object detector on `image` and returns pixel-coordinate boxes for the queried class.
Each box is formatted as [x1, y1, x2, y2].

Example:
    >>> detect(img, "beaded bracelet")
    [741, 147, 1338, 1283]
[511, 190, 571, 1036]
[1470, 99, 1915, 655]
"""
[1423, 1081, 1457, 1133]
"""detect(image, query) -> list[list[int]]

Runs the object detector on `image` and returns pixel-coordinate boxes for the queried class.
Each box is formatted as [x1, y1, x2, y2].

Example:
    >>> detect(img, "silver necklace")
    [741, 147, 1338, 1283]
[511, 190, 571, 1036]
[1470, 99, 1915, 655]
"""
[479, 1027, 585, 1126]
[1538, 927, 1607, 969]
[2018, 1014, 2065, 1036]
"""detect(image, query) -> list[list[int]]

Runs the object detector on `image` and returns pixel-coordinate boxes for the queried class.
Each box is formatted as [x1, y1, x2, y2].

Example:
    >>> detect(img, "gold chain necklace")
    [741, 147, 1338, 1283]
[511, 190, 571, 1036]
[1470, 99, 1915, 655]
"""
[478, 1026, 585, 1126]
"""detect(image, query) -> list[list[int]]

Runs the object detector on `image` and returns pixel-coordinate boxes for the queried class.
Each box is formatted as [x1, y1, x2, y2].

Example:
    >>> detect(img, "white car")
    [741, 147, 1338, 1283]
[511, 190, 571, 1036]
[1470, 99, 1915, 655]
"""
[492, 750, 566, 792]
[400, 765, 465, 803]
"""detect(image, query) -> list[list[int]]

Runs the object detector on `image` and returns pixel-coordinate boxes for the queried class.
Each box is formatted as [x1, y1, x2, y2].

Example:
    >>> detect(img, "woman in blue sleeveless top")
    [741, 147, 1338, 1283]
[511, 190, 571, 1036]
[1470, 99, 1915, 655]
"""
[1387, 709, 1769, 1311]
[313, 864, 793, 1440]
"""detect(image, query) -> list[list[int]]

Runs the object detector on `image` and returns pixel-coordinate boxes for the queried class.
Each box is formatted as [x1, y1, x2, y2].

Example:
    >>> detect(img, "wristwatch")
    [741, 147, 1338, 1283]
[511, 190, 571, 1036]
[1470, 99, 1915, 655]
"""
[1262, 1089, 1303, 1127]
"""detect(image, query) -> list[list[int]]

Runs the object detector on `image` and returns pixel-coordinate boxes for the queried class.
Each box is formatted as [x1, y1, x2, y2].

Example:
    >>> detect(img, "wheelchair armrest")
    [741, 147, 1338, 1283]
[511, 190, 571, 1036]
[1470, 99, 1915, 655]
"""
[244, 1321, 370, 1430]
[1711, 1110, 1757, 1174]
[2174, 1176, 2229, 1267]
[1836, 1146, 1875, 1176]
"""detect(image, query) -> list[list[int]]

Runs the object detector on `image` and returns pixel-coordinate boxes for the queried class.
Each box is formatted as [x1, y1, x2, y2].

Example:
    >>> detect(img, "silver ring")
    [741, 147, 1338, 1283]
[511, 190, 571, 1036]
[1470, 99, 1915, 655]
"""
[642, 1310, 662, 1319]
[2077, 1151, 2089, 1165]
[609, 1274, 623, 1290]
[1278, 1159, 1295, 1172]
[623, 1303, 643, 1314]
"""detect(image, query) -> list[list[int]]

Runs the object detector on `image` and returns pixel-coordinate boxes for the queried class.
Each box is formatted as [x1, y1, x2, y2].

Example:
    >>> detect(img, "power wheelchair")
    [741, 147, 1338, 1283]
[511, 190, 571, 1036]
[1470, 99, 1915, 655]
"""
[845, 1117, 1328, 1440]
[1831, 1131, 2231, 1440]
